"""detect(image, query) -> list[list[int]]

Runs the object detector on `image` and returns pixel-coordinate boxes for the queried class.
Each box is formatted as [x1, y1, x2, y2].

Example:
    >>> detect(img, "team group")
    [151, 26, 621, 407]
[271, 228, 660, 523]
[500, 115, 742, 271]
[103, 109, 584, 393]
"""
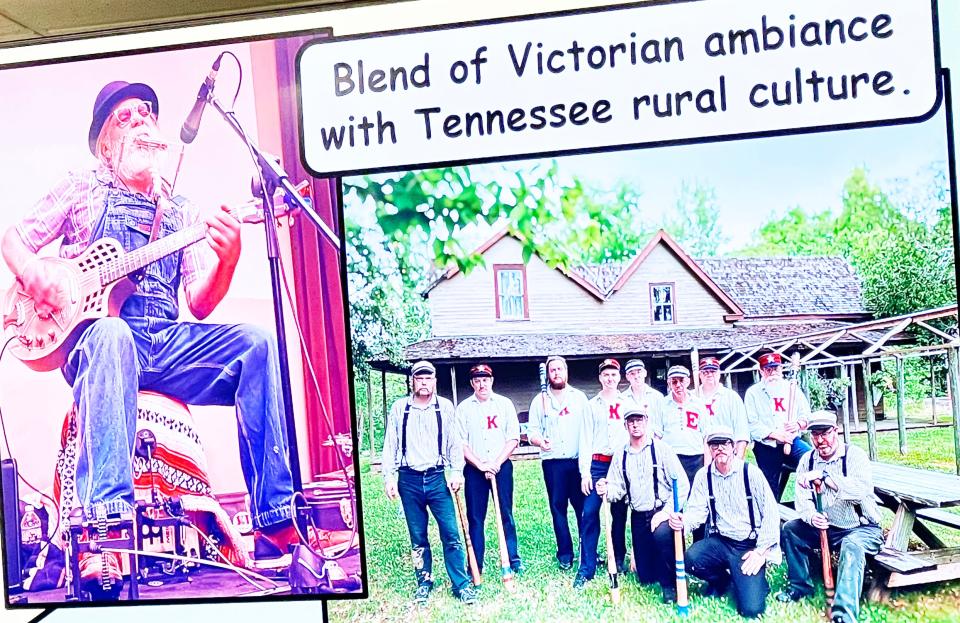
[379, 353, 883, 623]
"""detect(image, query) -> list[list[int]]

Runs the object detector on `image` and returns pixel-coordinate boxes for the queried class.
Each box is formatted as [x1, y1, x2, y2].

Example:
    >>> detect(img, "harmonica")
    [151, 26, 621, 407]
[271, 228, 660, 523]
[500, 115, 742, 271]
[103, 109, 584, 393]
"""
[133, 136, 169, 151]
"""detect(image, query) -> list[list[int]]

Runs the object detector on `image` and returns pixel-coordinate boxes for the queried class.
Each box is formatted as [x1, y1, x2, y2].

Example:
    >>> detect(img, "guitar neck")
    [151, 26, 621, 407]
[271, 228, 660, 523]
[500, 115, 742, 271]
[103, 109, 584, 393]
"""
[99, 222, 207, 285]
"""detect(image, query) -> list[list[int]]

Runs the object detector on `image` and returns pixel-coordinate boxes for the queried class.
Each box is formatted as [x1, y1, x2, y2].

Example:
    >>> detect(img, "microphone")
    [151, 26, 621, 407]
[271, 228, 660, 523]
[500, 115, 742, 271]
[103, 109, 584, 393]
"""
[180, 52, 224, 144]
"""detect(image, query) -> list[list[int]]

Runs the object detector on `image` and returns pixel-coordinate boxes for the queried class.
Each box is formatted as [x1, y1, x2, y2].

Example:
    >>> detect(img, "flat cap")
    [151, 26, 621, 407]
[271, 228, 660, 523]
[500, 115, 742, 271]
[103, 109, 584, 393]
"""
[705, 426, 735, 444]
[411, 360, 436, 376]
[667, 365, 690, 379]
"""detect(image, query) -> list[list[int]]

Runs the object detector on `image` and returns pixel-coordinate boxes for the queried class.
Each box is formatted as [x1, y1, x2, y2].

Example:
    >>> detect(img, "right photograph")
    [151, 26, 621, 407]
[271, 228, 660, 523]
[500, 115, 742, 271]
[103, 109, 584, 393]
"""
[330, 84, 960, 622]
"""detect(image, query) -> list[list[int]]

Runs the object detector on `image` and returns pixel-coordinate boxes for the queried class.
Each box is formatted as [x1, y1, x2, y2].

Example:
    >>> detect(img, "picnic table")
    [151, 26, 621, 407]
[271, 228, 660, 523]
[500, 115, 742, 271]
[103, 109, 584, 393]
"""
[869, 462, 960, 598]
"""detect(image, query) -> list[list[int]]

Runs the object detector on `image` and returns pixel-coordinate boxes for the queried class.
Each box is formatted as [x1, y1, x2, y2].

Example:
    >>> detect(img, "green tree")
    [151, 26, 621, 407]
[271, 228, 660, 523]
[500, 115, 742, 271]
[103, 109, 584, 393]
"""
[663, 181, 728, 256]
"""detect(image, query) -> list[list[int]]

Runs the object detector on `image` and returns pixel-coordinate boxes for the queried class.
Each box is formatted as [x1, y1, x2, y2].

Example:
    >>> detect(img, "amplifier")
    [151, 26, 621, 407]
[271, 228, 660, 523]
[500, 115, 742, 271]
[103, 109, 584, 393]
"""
[1, 459, 21, 593]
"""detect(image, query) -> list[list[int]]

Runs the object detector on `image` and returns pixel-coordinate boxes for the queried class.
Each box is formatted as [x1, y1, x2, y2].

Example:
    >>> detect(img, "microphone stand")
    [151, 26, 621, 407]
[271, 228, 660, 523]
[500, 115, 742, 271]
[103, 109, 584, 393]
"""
[204, 93, 341, 500]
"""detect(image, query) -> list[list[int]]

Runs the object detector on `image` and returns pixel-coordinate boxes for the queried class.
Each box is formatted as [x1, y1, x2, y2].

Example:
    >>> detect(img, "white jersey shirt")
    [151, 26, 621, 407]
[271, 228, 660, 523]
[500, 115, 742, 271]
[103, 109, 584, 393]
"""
[527, 385, 589, 460]
[744, 378, 812, 447]
[579, 392, 630, 478]
[697, 385, 750, 444]
[456, 392, 520, 464]
[654, 394, 711, 457]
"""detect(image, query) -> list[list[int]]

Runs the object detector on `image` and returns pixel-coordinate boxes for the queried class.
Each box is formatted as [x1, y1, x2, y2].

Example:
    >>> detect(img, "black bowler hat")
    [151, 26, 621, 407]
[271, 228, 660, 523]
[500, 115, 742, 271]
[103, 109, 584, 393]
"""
[88, 81, 160, 155]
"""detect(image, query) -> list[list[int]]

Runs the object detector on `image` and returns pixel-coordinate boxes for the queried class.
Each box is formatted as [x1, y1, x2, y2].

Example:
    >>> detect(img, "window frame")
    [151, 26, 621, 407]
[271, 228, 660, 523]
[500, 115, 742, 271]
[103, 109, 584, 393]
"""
[650, 282, 677, 325]
[493, 263, 530, 321]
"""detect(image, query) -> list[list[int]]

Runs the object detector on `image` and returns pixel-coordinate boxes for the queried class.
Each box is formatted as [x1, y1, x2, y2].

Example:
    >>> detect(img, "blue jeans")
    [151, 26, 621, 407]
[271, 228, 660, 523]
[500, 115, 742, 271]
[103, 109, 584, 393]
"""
[752, 439, 812, 500]
[397, 467, 470, 593]
[687, 535, 768, 618]
[781, 519, 883, 623]
[62, 315, 294, 530]
[578, 458, 627, 579]
[464, 462, 520, 573]
[542, 458, 584, 566]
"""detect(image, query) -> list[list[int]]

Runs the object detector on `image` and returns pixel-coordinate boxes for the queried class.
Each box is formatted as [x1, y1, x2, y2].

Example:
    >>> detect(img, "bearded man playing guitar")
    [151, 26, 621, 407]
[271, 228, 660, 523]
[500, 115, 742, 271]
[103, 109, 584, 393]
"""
[1, 81, 298, 595]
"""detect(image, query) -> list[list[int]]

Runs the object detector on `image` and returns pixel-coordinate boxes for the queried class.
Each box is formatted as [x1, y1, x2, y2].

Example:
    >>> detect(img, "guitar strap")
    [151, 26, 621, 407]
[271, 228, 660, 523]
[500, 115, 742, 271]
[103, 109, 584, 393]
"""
[148, 198, 165, 243]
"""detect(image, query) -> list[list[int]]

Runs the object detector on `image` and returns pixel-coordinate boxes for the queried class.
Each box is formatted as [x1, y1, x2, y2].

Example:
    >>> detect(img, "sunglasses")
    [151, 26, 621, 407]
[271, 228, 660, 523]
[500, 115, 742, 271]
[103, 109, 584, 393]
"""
[112, 100, 154, 127]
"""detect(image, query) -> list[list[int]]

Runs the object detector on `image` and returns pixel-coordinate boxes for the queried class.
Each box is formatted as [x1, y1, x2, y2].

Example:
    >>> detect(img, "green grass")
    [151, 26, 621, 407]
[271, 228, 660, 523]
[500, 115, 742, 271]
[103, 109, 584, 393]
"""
[331, 439, 960, 623]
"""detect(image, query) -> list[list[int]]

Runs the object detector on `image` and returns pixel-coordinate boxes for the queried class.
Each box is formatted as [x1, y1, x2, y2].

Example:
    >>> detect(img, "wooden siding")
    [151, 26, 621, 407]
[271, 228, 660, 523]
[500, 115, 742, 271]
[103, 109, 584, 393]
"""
[429, 236, 733, 337]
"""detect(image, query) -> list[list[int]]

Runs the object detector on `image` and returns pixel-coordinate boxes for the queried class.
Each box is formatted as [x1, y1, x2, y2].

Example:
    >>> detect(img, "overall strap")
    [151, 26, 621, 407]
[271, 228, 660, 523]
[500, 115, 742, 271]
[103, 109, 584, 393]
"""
[743, 466, 757, 540]
[622, 451, 630, 502]
[400, 402, 412, 467]
[650, 442, 662, 509]
[707, 467, 719, 535]
[435, 400, 444, 467]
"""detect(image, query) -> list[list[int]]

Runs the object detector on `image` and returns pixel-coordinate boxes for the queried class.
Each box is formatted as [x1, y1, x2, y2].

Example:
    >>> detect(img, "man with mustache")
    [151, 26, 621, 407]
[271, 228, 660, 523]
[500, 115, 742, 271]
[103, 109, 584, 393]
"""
[669, 426, 780, 619]
[745, 352, 812, 498]
[1, 81, 296, 597]
[527, 355, 590, 575]
[654, 365, 711, 488]
[777, 411, 883, 623]
[456, 363, 524, 577]
[382, 360, 476, 605]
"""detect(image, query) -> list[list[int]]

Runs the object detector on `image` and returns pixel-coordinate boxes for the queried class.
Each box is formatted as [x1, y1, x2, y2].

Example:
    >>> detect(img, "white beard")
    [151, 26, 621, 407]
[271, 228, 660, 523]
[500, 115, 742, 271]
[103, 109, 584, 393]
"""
[112, 133, 167, 195]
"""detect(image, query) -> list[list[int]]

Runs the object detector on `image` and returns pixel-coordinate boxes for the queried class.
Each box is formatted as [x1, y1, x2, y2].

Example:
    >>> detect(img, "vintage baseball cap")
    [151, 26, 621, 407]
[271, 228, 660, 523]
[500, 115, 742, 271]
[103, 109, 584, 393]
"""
[758, 352, 783, 368]
[469, 363, 493, 378]
[705, 426, 735, 445]
[411, 360, 436, 376]
[667, 365, 690, 379]
[808, 410, 839, 432]
[88, 81, 160, 155]
[599, 358, 620, 373]
[624, 359, 646, 374]
[545, 355, 567, 367]
[623, 407, 648, 421]
[699, 357, 720, 371]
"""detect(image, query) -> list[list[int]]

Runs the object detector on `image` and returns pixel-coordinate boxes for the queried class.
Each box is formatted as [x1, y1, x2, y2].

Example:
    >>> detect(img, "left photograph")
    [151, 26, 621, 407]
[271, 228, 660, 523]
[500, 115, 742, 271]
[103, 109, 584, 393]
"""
[0, 32, 362, 606]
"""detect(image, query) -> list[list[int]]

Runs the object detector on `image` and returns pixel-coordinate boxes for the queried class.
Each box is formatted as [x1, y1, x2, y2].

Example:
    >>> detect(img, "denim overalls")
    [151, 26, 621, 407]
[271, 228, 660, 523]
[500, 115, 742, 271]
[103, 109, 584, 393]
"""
[61, 185, 294, 530]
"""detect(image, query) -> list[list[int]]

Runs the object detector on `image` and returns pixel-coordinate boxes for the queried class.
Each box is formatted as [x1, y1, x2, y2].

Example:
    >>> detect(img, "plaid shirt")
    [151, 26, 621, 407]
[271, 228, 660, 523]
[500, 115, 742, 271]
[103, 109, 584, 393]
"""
[15, 166, 211, 287]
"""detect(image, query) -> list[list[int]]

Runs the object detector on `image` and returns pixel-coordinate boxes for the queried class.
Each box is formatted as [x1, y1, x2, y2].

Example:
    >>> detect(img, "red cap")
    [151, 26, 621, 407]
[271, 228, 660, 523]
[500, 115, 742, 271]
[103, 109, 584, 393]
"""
[469, 364, 493, 378]
[758, 353, 783, 368]
[699, 357, 720, 371]
[598, 358, 620, 372]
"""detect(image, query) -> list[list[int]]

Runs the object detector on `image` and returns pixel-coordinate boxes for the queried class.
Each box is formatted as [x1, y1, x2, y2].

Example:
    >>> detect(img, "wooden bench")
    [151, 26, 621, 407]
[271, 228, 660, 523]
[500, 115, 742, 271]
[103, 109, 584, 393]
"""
[916, 508, 960, 531]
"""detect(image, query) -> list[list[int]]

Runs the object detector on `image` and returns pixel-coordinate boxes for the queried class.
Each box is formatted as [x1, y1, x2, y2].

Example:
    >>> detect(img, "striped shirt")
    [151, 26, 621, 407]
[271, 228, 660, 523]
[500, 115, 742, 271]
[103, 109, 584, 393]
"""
[619, 385, 664, 416]
[579, 393, 630, 477]
[684, 459, 780, 553]
[15, 167, 211, 287]
[381, 395, 464, 484]
[654, 394, 710, 456]
[795, 444, 882, 529]
[697, 385, 750, 443]
[605, 437, 689, 512]
[455, 392, 520, 464]
[527, 385, 589, 460]
[744, 378, 812, 447]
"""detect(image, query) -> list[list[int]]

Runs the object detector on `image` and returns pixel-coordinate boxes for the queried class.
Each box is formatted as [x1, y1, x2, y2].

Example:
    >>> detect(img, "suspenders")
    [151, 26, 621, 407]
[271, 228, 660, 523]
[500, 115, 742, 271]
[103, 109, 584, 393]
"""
[707, 465, 757, 540]
[400, 400, 444, 468]
[807, 445, 866, 523]
[622, 441, 662, 509]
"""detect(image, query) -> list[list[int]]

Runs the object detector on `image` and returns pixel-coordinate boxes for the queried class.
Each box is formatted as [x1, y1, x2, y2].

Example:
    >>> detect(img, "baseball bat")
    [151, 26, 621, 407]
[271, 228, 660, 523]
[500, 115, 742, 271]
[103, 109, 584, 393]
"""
[784, 352, 802, 456]
[453, 489, 482, 588]
[814, 481, 835, 615]
[603, 496, 620, 605]
[488, 475, 515, 592]
[672, 477, 689, 617]
[539, 363, 550, 444]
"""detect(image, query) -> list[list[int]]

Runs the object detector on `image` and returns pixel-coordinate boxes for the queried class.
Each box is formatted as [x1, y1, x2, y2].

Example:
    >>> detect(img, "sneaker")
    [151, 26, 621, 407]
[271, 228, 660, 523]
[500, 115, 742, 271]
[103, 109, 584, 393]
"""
[78, 551, 123, 597]
[701, 582, 728, 599]
[573, 573, 590, 590]
[662, 587, 677, 604]
[830, 616, 845, 623]
[413, 583, 433, 604]
[775, 588, 811, 603]
[456, 585, 478, 604]
[511, 562, 526, 576]
[558, 560, 573, 571]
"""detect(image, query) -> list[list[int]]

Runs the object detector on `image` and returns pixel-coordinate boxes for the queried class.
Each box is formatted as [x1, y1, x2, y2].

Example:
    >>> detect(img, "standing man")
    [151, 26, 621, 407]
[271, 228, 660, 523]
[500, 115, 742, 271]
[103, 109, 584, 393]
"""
[382, 360, 477, 605]
[1, 81, 297, 594]
[655, 366, 711, 487]
[620, 358, 663, 416]
[528, 355, 590, 572]
[669, 427, 781, 619]
[576, 359, 629, 588]
[597, 408, 689, 603]
[697, 357, 750, 459]
[777, 411, 883, 623]
[745, 352, 812, 499]
[456, 363, 524, 577]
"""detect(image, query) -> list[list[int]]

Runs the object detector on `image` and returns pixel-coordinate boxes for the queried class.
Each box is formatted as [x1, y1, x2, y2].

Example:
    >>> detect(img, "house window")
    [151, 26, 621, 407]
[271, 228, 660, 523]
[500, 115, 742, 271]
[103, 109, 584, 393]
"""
[651, 283, 675, 324]
[494, 264, 528, 320]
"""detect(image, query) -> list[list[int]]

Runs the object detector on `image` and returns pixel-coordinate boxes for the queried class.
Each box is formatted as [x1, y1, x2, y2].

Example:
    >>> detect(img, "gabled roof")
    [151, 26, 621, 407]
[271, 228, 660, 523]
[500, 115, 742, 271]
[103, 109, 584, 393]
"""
[696, 257, 867, 317]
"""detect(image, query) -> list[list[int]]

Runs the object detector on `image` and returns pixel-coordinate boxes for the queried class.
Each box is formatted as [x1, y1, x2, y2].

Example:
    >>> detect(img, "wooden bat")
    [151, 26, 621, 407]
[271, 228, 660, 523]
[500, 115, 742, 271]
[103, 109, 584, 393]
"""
[488, 474, 515, 591]
[814, 481, 835, 615]
[539, 363, 550, 444]
[603, 496, 620, 605]
[783, 352, 802, 456]
[452, 489, 482, 588]
[673, 477, 689, 616]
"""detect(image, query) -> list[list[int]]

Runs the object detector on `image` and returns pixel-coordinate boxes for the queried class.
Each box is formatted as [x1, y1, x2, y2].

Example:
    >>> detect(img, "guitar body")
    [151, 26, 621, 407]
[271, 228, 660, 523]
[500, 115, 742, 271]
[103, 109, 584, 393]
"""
[2, 238, 136, 372]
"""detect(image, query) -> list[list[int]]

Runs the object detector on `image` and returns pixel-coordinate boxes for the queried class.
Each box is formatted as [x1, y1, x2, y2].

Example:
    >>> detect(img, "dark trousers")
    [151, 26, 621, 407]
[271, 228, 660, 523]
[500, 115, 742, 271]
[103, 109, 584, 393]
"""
[687, 534, 769, 618]
[781, 519, 883, 623]
[397, 467, 470, 593]
[631, 509, 676, 591]
[464, 461, 521, 574]
[752, 439, 812, 500]
[542, 458, 585, 565]
[678, 453, 706, 540]
[578, 459, 628, 578]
